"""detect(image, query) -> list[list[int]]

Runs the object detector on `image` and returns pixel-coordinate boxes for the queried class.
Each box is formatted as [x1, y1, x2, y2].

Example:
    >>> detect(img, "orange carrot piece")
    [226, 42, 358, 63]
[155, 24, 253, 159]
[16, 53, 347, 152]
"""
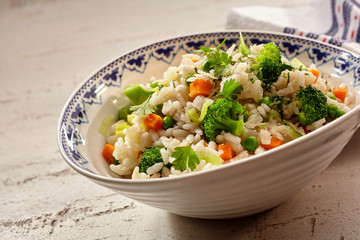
[218, 144, 234, 161]
[333, 86, 347, 102]
[143, 113, 163, 131]
[309, 69, 320, 84]
[298, 124, 311, 134]
[189, 79, 212, 98]
[261, 137, 283, 151]
[102, 144, 115, 164]
[192, 59, 198, 63]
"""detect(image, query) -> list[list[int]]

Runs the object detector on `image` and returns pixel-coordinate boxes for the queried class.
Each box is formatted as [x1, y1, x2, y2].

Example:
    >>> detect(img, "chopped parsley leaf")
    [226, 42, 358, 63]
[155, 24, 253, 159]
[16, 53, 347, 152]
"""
[218, 78, 243, 99]
[171, 146, 200, 171]
[129, 96, 155, 116]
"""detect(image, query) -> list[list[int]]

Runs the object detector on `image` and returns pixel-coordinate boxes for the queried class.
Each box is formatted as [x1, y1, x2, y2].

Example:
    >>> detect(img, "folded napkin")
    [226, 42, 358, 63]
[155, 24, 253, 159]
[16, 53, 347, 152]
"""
[226, 0, 360, 54]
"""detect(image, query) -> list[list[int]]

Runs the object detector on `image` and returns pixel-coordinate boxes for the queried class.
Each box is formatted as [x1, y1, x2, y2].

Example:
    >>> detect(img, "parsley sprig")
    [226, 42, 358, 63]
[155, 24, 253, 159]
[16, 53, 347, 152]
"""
[171, 146, 200, 171]
[198, 38, 226, 53]
[198, 39, 233, 78]
[129, 96, 155, 116]
[217, 78, 243, 100]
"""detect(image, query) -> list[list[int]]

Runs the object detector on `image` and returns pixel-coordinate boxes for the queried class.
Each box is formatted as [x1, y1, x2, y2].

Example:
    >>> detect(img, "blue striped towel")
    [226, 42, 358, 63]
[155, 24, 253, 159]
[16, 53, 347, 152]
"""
[226, 0, 360, 54]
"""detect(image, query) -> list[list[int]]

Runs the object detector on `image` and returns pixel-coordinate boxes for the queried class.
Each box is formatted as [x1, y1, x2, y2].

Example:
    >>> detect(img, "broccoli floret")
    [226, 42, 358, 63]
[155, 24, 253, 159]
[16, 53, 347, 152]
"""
[139, 146, 164, 174]
[296, 85, 328, 126]
[202, 98, 248, 141]
[252, 42, 293, 90]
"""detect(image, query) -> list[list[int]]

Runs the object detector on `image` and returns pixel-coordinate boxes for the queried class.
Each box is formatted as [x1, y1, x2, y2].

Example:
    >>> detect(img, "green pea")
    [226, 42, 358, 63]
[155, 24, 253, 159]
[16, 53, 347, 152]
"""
[243, 136, 258, 152]
[162, 116, 175, 130]
[154, 104, 163, 116]
[328, 104, 340, 119]
[328, 104, 345, 119]
[337, 110, 345, 117]
[117, 107, 130, 121]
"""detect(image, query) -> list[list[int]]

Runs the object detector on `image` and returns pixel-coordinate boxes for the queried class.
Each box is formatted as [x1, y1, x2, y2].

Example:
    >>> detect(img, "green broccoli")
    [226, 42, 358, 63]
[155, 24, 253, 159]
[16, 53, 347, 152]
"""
[252, 42, 293, 90]
[139, 146, 164, 174]
[296, 85, 328, 126]
[202, 98, 248, 141]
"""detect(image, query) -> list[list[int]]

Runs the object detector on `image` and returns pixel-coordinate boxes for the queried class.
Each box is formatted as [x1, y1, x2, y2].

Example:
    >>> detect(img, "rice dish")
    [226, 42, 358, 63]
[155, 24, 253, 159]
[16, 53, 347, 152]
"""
[100, 35, 355, 180]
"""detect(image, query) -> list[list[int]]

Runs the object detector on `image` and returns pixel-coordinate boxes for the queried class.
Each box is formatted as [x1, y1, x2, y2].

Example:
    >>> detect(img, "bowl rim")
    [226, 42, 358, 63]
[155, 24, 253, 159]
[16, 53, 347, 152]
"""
[57, 30, 360, 185]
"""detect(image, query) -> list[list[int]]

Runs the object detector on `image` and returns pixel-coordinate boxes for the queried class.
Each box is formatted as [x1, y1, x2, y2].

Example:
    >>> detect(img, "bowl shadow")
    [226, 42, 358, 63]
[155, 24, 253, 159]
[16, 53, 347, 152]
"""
[167, 207, 278, 239]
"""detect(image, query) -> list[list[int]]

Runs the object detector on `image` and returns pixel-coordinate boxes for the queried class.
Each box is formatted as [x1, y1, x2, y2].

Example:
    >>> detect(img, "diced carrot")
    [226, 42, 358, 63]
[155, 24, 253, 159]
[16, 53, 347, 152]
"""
[261, 137, 283, 150]
[143, 113, 163, 131]
[309, 69, 320, 84]
[192, 59, 198, 63]
[298, 124, 310, 134]
[189, 79, 212, 98]
[333, 86, 347, 102]
[218, 144, 234, 161]
[304, 127, 311, 134]
[102, 144, 115, 164]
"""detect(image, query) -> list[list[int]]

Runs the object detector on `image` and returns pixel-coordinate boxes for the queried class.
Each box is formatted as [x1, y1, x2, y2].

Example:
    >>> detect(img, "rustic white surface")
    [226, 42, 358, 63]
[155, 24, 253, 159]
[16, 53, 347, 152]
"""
[1, 0, 359, 239]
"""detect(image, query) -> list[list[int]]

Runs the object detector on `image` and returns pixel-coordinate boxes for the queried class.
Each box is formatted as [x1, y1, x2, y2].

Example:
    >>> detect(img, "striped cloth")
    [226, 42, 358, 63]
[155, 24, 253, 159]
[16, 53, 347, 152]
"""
[226, 0, 360, 54]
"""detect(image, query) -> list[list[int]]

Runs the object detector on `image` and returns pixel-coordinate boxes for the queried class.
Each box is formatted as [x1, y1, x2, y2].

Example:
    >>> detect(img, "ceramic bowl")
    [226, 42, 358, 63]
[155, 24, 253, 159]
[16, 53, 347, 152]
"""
[57, 31, 360, 219]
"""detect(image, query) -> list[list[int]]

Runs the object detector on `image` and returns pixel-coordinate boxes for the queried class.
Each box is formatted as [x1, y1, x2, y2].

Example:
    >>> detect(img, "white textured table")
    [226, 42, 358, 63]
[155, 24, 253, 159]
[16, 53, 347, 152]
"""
[1, 0, 359, 239]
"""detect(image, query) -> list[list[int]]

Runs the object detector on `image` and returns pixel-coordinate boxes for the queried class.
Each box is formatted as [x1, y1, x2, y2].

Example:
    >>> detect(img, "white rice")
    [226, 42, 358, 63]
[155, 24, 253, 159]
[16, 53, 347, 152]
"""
[106, 40, 355, 179]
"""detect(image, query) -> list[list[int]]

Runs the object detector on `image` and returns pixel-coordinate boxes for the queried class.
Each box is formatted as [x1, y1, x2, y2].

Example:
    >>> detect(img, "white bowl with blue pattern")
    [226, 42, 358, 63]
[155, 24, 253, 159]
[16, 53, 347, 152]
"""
[57, 31, 360, 219]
